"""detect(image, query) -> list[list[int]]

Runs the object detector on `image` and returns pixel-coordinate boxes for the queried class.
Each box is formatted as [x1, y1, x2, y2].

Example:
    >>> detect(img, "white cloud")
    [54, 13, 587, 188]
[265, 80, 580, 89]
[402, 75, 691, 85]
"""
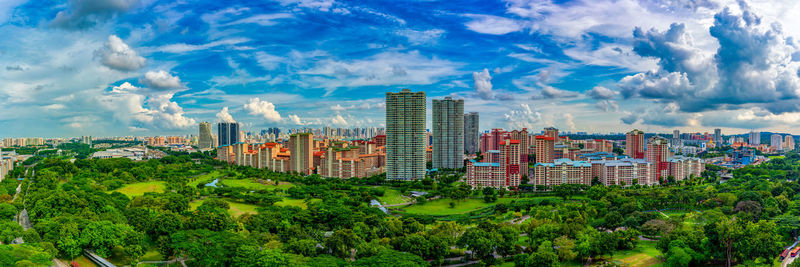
[288, 114, 306, 125]
[396, 28, 446, 45]
[152, 38, 251, 53]
[216, 107, 236, 123]
[277, 0, 336, 12]
[586, 86, 616, 100]
[255, 51, 283, 70]
[331, 114, 348, 126]
[464, 14, 522, 35]
[503, 104, 542, 129]
[95, 35, 145, 71]
[51, 0, 137, 29]
[244, 97, 282, 122]
[222, 13, 293, 26]
[147, 93, 196, 129]
[473, 68, 493, 99]
[141, 70, 182, 89]
[297, 50, 461, 95]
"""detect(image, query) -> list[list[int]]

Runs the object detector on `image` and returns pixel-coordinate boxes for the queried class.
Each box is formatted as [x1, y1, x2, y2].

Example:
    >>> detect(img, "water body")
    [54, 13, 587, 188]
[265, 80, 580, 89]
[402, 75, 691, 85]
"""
[205, 178, 219, 187]
[369, 199, 388, 214]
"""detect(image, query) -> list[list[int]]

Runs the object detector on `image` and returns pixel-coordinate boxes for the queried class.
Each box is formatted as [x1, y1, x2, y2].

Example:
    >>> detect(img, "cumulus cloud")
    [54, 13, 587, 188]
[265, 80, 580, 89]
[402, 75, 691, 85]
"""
[595, 100, 619, 112]
[473, 68, 493, 99]
[147, 93, 196, 129]
[244, 97, 282, 122]
[503, 104, 542, 129]
[98, 82, 195, 130]
[216, 107, 236, 123]
[51, 0, 137, 29]
[141, 70, 182, 89]
[586, 86, 616, 100]
[288, 114, 306, 125]
[95, 35, 145, 71]
[619, 2, 800, 117]
[331, 114, 348, 126]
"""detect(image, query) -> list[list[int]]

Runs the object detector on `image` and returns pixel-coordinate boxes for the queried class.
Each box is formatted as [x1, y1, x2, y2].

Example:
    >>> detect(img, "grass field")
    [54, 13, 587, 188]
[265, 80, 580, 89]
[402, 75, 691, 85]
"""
[189, 198, 260, 218]
[398, 196, 568, 216]
[398, 198, 515, 215]
[378, 188, 411, 205]
[275, 198, 321, 209]
[187, 171, 224, 187]
[219, 179, 294, 190]
[597, 240, 663, 267]
[112, 181, 166, 197]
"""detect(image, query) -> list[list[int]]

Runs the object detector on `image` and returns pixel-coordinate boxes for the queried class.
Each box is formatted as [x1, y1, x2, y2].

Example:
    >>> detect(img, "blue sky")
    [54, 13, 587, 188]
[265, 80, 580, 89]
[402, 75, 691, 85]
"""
[3, 0, 800, 137]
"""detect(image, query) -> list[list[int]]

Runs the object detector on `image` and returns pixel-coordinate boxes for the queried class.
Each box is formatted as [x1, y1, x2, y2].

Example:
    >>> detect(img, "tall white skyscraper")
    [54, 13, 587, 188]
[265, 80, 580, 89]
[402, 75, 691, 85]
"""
[432, 97, 464, 169]
[386, 89, 426, 180]
[749, 131, 760, 145]
[771, 134, 783, 149]
[464, 112, 479, 154]
[198, 122, 213, 149]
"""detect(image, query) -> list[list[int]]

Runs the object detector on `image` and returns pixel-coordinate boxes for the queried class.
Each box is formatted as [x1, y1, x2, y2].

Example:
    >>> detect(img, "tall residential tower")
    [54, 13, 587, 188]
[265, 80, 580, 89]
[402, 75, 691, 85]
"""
[198, 122, 213, 149]
[218, 122, 240, 147]
[464, 112, 479, 154]
[432, 97, 464, 169]
[386, 89, 426, 180]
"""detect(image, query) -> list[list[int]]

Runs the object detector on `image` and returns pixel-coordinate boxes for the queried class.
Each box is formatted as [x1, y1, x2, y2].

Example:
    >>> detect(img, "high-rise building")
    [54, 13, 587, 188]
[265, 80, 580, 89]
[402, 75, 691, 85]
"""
[464, 112, 480, 154]
[81, 136, 92, 146]
[534, 135, 555, 163]
[508, 129, 530, 175]
[748, 131, 761, 145]
[499, 140, 521, 186]
[714, 128, 722, 145]
[386, 89, 426, 180]
[289, 133, 314, 174]
[625, 129, 645, 159]
[646, 136, 671, 182]
[771, 134, 783, 149]
[217, 122, 240, 147]
[543, 127, 559, 142]
[673, 130, 680, 139]
[199, 122, 213, 149]
[432, 97, 464, 169]
[784, 135, 795, 151]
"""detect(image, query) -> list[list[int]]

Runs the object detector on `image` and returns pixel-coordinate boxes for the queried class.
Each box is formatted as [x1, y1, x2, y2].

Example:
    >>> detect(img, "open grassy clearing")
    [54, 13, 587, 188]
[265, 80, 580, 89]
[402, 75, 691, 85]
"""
[112, 181, 166, 197]
[378, 188, 411, 205]
[189, 198, 259, 217]
[219, 178, 294, 190]
[596, 240, 662, 267]
[398, 196, 568, 216]
[275, 198, 321, 209]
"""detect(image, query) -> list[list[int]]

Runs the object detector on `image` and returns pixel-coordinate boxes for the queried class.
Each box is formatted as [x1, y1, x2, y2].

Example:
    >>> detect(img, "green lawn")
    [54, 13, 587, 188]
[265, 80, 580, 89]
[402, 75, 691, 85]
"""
[219, 179, 294, 190]
[275, 198, 321, 209]
[187, 171, 224, 187]
[596, 240, 663, 267]
[112, 181, 166, 197]
[398, 198, 514, 215]
[65, 256, 97, 267]
[189, 198, 260, 218]
[378, 188, 411, 205]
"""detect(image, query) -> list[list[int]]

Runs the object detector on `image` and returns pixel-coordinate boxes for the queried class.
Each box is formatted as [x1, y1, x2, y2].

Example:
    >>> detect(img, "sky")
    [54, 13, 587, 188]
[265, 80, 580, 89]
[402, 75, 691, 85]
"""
[4, 0, 800, 137]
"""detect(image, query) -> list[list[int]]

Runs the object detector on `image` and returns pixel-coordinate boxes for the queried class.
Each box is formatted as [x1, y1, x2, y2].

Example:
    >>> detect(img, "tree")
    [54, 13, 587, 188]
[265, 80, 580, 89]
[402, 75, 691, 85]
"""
[666, 246, 692, 267]
[714, 218, 743, 267]
[325, 229, 362, 259]
[518, 241, 558, 267]
[354, 249, 426, 267]
[482, 187, 497, 203]
[554, 236, 577, 262]
[0, 221, 23, 244]
[79, 221, 127, 258]
[232, 245, 286, 266]
[457, 226, 500, 263]
[0, 203, 17, 221]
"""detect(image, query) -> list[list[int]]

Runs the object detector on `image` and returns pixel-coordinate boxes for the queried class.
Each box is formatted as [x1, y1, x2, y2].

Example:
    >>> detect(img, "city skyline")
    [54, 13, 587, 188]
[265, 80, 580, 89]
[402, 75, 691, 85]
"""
[6, 1, 800, 137]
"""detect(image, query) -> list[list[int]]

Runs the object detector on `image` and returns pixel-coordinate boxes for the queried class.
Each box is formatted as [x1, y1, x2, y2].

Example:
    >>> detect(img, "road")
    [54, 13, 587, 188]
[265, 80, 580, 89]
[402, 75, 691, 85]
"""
[781, 239, 800, 267]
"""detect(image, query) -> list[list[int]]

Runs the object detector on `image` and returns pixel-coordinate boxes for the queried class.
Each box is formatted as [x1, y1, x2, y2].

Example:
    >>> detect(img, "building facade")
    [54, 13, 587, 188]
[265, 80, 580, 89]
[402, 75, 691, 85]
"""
[534, 135, 555, 163]
[289, 133, 314, 174]
[386, 89, 426, 180]
[464, 112, 480, 154]
[625, 129, 645, 159]
[432, 97, 464, 169]
[217, 122, 240, 147]
[198, 122, 213, 149]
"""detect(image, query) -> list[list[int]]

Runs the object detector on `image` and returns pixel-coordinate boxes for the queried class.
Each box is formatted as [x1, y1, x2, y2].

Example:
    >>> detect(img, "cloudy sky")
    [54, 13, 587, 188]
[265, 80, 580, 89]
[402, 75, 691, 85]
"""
[3, 0, 800, 137]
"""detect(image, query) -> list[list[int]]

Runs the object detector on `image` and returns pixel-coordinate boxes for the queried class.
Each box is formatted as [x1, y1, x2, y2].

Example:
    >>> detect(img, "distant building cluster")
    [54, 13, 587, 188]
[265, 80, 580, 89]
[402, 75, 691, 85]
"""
[217, 132, 387, 179]
[465, 127, 705, 189]
[91, 147, 163, 160]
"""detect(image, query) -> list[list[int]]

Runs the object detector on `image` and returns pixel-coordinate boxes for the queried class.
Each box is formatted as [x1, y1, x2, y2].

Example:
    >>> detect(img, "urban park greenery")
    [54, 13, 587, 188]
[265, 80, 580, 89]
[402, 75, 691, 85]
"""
[0, 151, 800, 266]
